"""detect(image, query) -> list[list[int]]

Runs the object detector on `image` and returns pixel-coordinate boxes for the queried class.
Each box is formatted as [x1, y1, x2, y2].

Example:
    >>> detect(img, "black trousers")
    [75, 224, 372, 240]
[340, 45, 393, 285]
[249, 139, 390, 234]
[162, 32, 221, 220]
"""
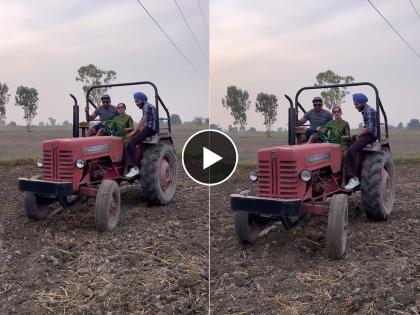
[125, 127, 156, 167]
[345, 133, 377, 178]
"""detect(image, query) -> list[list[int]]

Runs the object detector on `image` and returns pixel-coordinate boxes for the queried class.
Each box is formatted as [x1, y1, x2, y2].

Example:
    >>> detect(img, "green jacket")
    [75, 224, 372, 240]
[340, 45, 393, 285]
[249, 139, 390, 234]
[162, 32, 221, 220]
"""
[110, 113, 134, 143]
[321, 119, 350, 151]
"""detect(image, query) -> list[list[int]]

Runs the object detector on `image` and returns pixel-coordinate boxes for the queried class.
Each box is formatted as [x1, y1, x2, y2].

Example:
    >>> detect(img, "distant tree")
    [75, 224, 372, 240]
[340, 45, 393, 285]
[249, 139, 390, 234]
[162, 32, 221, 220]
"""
[48, 117, 56, 126]
[255, 92, 278, 137]
[358, 122, 364, 129]
[407, 118, 420, 130]
[210, 123, 221, 130]
[0, 82, 10, 121]
[170, 114, 182, 126]
[228, 124, 238, 132]
[203, 117, 209, 125]
[277, 127, 283, 132]
[222, 85, 251, 129]
[314, 70, 354, 109]
[0, 118, 5, 125]
[249, 127, 256, 132]
[15, 86, 39, 132]
[76, 64, 117, 106]
[397, 122, 404, 129]
[7, 121, 16, 127]
[62, 120, 71, 127]
[193, 116, 203, 125]
[38, 121, 45, 127]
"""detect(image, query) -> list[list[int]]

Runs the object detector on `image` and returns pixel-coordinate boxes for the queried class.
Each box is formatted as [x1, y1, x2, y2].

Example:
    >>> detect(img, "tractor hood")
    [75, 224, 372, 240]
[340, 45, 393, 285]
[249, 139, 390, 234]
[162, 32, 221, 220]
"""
[42, 136, 124, 162]
[258, 143, 342, 173]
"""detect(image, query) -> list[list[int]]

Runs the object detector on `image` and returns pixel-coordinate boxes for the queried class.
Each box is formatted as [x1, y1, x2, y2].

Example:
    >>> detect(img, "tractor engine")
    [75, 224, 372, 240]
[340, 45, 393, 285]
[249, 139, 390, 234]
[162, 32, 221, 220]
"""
[40, 137, 124, 192]
[256, 143, 342, 200]
[311, 167, 332, 196]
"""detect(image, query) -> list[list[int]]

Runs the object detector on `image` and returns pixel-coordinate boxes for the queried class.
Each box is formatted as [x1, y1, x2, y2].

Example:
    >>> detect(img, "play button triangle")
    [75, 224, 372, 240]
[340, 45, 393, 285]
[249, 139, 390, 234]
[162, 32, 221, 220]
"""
[203, 147, 223, 170]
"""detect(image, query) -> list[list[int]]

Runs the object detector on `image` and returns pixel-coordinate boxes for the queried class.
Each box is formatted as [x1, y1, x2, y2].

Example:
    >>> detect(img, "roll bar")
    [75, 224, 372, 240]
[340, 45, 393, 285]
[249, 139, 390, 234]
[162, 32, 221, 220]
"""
[286, 82, 388, 145]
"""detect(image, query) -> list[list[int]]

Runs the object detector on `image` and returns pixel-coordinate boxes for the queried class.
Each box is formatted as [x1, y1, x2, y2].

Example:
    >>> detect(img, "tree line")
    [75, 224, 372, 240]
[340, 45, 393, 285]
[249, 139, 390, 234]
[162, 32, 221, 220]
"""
[221, 70, 357, 136]
[0, 64, 117, 131]
[221, 70, 420, 134]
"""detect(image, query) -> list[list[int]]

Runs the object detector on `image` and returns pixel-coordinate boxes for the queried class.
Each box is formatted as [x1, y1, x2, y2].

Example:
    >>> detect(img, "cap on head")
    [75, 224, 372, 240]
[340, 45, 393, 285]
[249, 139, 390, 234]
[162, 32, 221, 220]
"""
[312, 96, 323, 103]
[101, 94, 111, 100]
[133, 92, 148, 102]
[352, 93, 368, 104]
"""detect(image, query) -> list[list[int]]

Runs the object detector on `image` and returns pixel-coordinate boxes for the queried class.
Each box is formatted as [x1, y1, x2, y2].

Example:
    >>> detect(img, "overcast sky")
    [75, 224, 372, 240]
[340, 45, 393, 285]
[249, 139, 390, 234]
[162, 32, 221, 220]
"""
[210, 0, 420, 130]
[0, 0, 208, 125]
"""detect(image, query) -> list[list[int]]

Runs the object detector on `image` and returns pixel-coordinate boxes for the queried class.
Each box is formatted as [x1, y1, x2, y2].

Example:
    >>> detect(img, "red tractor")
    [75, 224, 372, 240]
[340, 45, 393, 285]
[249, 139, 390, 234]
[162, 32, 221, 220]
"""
[18, 81, 177, 232]
[231, 82, 396, 259]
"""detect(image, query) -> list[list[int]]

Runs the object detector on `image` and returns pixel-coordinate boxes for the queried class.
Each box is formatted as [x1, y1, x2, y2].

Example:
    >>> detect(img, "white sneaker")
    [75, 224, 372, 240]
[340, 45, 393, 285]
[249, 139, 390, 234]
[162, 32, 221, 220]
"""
[344, 177, 360, 190]
[125, 167, 140, 178]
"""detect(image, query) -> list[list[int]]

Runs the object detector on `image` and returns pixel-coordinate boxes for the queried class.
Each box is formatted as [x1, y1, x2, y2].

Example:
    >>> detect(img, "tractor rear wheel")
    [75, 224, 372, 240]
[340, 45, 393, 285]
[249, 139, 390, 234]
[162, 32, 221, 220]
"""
[140, 144, 177, 205]
[95, 180, 121, 232]
[23, 192, 51, 221]
[361, 149, 395, 220]
[326, 194, 348, 259]
[234, 211, 262, 245]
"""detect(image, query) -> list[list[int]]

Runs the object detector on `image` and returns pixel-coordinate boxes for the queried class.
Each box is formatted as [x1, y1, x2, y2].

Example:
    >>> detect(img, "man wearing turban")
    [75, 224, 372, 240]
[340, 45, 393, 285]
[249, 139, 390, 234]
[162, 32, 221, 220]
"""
[344, 93, 378, 190]
[125, 92, 157, 178]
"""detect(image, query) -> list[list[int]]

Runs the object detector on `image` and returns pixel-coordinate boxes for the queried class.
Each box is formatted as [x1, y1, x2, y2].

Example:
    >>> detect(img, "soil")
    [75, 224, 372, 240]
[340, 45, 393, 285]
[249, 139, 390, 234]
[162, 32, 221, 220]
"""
[210, 162, 420, 314]
[0, 164, 209, 314]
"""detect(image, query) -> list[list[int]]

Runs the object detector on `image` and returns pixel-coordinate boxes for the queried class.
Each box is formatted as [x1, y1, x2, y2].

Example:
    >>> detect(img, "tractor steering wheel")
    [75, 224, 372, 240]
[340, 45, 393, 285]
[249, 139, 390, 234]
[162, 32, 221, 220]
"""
[316, 124, 342, 143]
[102, 120, 126, 137]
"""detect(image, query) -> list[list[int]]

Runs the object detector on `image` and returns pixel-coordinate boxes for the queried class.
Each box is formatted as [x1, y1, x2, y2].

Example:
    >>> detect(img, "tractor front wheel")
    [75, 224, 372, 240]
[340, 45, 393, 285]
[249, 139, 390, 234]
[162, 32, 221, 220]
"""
[95, 180, 121, 232]
[234, 211, 262, 245]
[326, 194, 348, 259]
[140, 144, 178, 205]
[361, 149, 395, 220]
[23, 192, 51, 221]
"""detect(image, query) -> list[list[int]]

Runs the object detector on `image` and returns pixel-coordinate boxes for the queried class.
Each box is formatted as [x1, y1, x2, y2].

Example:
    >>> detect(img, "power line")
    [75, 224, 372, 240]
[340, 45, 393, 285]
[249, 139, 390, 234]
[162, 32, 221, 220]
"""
[133, 0, 206, 80]
[197, 0, 209, 33]
[409, 0, 420, 18]
[367, 0, 420, 59]
[174, 0, 208, 63]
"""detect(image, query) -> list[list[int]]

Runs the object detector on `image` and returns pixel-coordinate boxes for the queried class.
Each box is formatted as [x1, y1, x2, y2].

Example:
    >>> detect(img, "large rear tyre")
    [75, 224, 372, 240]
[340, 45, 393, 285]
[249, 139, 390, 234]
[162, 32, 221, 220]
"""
[234, 211, 262, 245]
[361, 150, 395, 220]
[140, 144, 178, 205]
[326, 194, 348, 259]
[95, 180, 121, 232]
[23, 192, 51, 221]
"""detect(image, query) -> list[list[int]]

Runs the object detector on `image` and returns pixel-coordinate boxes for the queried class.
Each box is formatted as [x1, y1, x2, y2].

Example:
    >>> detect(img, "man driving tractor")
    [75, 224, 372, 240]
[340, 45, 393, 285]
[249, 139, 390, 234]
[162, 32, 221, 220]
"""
[85, 94, 118, 136]
[297, 96, 332, 143]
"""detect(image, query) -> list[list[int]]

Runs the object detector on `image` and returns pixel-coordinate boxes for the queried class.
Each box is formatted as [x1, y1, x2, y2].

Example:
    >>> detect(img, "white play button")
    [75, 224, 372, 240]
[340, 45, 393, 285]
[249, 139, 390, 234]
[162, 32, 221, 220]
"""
[203, 147, 222, 170]
[182, 129, 238, 186]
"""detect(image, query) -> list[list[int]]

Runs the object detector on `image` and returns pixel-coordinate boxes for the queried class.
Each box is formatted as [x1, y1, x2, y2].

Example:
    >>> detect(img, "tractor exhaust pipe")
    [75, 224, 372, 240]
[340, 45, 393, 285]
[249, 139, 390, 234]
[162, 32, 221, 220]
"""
[70, 94, 79, 138]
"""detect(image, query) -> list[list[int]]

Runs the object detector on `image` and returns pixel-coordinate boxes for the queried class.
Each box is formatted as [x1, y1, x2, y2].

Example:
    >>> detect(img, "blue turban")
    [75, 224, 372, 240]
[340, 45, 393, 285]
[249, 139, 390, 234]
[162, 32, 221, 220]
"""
[133, 91, 148, 102]
[352, 93, 368, 104]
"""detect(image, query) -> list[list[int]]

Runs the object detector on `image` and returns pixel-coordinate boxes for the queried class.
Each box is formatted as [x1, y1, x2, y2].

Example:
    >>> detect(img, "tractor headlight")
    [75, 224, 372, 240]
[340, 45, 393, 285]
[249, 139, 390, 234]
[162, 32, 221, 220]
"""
[249, 170, 258, 183]
[75, 158, 86, 169]
[300, 169, 312, 182]
[36, 158, 43, 168]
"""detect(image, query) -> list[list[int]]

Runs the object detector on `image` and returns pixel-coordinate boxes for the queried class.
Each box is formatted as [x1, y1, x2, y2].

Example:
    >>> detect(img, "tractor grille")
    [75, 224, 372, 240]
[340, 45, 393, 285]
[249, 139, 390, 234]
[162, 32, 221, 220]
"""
[258, 160, 271, 196]
[278, 161, 298, 199]
[258, 159, 298, 199]
[42, 149, 73, 181]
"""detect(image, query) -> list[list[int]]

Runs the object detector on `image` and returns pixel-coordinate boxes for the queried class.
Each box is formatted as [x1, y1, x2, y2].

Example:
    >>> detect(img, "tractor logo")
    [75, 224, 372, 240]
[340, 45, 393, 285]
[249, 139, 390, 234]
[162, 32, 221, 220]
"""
[306, 152, 331, 164]
[84, 144, 111, 155]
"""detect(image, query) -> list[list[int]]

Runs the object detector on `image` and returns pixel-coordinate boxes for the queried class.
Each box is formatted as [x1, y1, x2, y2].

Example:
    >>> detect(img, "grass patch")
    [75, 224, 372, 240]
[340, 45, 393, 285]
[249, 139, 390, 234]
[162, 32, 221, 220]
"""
[393, 155, 420, 163]
[0, 156, 37, 167]
[237, 160, 257, 168]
